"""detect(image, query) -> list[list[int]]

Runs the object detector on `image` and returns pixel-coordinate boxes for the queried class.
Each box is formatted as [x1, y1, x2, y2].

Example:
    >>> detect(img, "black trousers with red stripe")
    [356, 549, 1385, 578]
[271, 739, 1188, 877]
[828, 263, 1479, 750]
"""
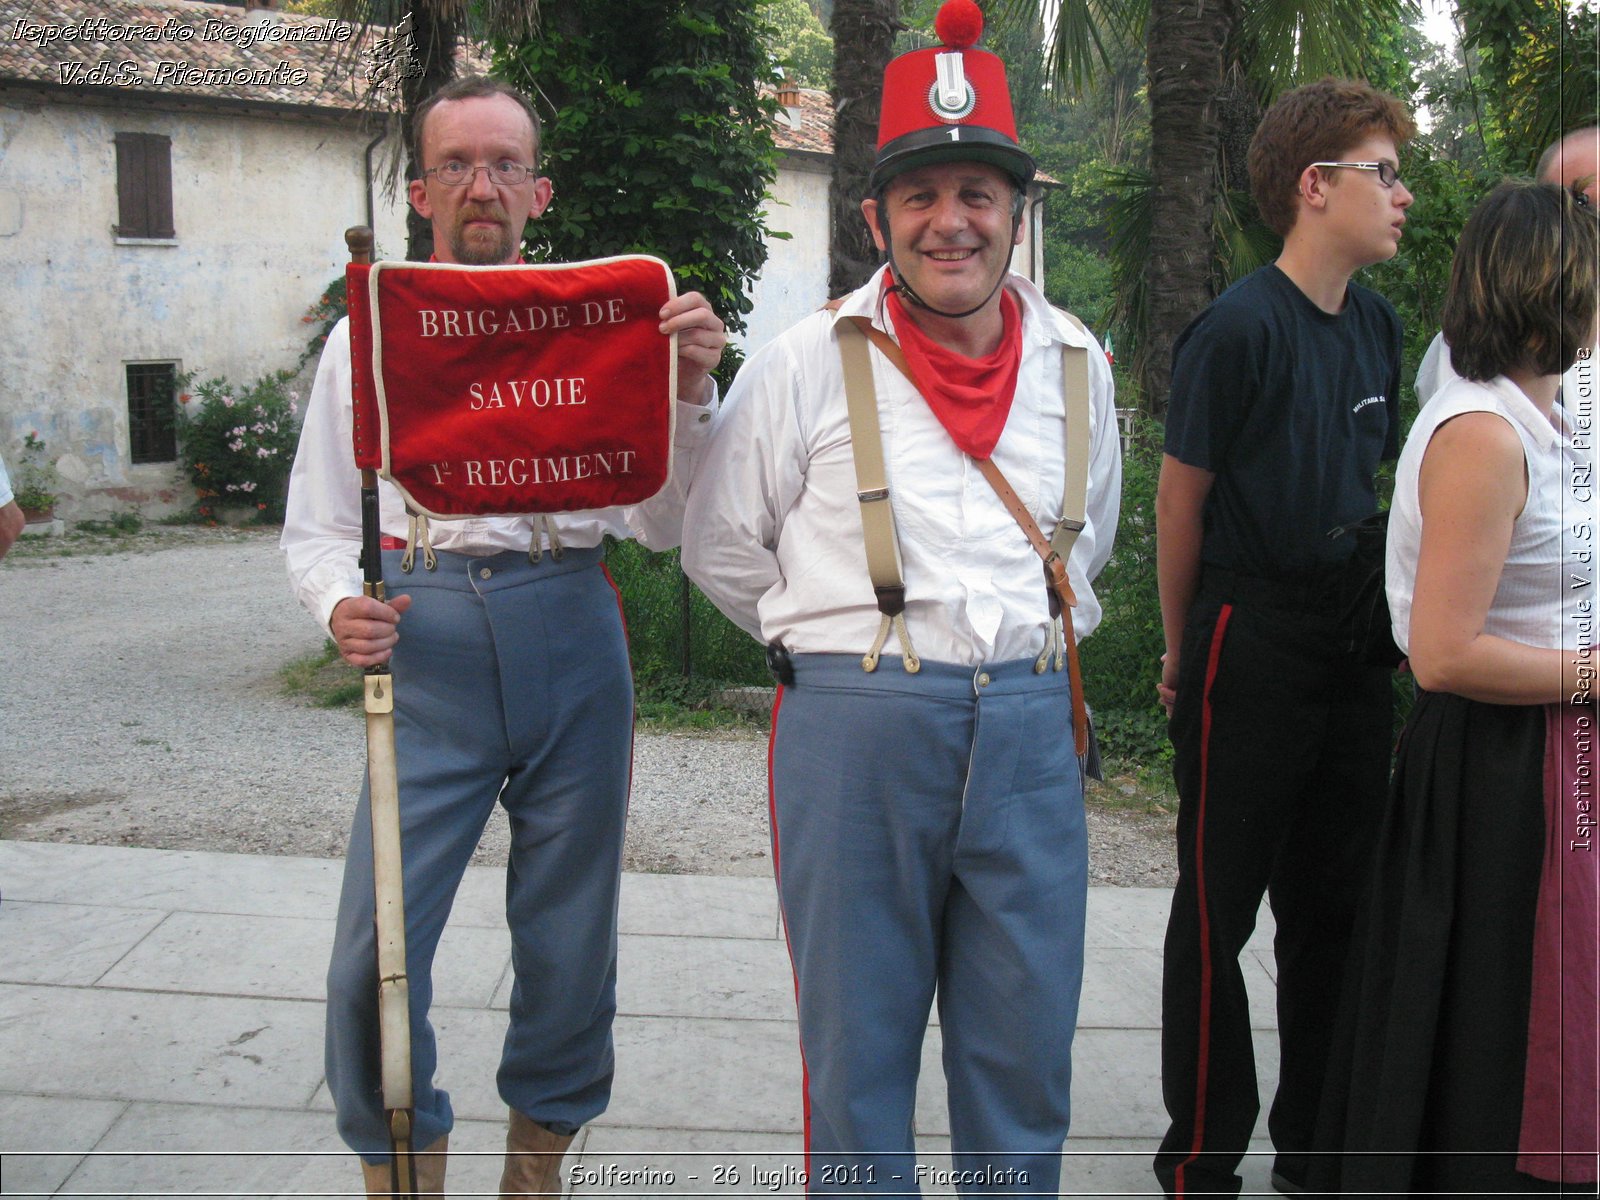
[1154, 577, 1392, 1198]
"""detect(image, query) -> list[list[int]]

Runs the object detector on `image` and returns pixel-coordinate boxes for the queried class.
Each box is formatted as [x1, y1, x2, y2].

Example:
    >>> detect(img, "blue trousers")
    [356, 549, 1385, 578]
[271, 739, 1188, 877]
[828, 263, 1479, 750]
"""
[325, 546, 633, 1161]
[769, 654, 1088, 1196]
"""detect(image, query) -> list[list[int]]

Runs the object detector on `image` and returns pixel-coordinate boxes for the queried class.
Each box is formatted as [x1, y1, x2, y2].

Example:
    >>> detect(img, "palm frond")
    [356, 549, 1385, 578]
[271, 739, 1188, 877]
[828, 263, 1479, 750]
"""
[989, 0, 1141, 95]
[1239, 0, 1415, 95]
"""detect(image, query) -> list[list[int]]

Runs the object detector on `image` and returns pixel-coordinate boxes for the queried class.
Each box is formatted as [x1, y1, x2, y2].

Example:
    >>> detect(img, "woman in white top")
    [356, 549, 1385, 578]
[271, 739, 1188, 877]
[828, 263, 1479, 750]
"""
[1314, 181, 1598, 1195]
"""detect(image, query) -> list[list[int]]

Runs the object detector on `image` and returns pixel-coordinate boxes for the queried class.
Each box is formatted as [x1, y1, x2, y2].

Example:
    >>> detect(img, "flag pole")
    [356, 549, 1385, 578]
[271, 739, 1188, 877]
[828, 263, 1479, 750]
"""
[346, 225, 417, 1199]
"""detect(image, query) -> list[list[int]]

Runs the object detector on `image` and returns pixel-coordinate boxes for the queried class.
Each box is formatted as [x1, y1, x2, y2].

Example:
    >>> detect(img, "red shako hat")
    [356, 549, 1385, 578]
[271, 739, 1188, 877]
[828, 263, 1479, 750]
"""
[870, 0, 1034, 193]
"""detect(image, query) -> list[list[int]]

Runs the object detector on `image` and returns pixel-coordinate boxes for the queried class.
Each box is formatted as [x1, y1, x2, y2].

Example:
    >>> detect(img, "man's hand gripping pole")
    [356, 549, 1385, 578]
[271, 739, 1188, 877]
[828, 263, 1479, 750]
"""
[346, 225, 418, 1198]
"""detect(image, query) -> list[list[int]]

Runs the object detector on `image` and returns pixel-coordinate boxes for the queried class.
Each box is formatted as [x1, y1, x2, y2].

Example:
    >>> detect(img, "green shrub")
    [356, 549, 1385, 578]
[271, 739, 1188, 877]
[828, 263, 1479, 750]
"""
[603, 538, 768, 686]
[1080, 416, 1169, 769]
[177, 371, 302, 522]
[73, 512, 143, 536]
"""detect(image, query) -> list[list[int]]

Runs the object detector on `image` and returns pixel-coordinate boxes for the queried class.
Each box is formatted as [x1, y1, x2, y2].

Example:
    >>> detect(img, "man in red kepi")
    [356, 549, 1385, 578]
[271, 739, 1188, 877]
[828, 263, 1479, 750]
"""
[684, 3, 1122, 1192]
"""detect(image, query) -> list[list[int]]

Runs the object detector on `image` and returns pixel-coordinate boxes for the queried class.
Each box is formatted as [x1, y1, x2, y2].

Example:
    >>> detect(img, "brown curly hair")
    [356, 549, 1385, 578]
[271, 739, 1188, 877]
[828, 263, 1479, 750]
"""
[1247, 78, 1416, 237]
[1442, 181, 1600, 381]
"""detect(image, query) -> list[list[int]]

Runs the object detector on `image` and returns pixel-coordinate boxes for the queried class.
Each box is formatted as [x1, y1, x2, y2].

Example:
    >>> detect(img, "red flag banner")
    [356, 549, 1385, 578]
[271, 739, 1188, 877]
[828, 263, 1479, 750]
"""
[359, 257, 677, 517]
[345, 262, 380, 470]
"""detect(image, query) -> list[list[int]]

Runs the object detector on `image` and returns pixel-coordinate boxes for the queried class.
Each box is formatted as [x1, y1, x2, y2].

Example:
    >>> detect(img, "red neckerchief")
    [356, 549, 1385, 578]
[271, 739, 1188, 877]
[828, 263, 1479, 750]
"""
[885, 282, 1022, 460]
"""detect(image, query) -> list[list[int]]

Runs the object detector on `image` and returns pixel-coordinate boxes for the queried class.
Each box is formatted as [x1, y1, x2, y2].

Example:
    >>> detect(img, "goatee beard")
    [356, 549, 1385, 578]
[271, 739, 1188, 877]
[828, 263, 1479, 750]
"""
[450, 207, 514, 264]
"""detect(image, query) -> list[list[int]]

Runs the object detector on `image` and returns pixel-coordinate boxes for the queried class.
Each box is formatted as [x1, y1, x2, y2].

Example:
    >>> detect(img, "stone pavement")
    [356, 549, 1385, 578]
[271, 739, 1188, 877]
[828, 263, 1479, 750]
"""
[0, 841, 1285, 1198]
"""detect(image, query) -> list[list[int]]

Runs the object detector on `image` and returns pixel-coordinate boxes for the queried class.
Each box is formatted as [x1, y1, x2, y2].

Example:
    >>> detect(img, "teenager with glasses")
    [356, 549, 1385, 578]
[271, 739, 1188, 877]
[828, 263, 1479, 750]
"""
[1152, 78, 1415, 1199]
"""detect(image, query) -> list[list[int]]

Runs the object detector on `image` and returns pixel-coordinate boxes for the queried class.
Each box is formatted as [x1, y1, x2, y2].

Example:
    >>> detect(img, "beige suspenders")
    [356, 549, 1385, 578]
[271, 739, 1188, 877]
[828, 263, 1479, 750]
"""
[834, 311, 1093, 755]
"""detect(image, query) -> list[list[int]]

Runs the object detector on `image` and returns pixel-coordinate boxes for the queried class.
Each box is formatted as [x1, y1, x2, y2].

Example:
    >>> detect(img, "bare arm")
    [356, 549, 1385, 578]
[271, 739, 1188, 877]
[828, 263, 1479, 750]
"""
[0, 500, 23, 560]
[1155, 455, 1216, 713]
[1407, 412, 1581, 703]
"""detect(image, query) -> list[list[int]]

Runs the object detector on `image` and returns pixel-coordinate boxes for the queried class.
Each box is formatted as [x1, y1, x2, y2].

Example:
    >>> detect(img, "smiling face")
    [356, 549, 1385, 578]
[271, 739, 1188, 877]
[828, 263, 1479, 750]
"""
[1310, 134, 1414, 270]
[407, 93, 553, 265]
[861, 161, 1023, 324]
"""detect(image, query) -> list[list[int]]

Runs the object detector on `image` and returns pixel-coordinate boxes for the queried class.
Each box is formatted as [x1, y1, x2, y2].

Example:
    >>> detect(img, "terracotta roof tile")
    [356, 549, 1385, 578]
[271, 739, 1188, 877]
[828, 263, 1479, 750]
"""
[1, 0, 395, 113]
[767, 84, 833, 158]
[2, 4, 841, 160]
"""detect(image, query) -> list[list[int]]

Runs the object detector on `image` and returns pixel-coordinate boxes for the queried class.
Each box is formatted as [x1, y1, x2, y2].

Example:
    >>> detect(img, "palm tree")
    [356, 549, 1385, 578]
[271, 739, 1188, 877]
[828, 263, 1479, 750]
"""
[1141, 0, 1240, 413]
[1005, 0, 1409, 416]
[828, 0, 900, 296]
[325, 1, 540, 260]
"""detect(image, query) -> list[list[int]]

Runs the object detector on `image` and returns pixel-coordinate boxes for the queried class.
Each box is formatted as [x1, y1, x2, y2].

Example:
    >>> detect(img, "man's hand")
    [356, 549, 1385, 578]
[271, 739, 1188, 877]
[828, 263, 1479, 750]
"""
[1158, 651, 1178, 717]
[661, 291, 726, 406]
[330, 593, 413, 668]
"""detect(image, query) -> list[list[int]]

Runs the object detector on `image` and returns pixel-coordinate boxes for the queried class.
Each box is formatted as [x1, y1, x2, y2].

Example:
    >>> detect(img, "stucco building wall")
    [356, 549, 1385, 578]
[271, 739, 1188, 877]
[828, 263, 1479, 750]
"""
[0, 93, 407, 513]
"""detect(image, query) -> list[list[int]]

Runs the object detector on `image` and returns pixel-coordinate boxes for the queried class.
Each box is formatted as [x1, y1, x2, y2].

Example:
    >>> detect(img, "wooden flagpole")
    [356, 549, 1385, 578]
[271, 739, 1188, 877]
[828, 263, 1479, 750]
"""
[346, 226, 418, 1199]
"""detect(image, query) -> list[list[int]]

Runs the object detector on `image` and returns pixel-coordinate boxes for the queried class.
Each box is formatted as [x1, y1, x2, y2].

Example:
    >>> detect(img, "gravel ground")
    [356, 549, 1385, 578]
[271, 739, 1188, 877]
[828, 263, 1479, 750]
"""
[0, 527, 1175, 886]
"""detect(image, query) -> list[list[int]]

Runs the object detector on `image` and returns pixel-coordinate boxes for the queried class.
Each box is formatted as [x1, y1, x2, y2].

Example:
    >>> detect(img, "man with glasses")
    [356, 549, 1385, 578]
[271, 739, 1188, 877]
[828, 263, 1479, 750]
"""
[282, 74, 725, 1197]
[1151, 79, 1415, 1199]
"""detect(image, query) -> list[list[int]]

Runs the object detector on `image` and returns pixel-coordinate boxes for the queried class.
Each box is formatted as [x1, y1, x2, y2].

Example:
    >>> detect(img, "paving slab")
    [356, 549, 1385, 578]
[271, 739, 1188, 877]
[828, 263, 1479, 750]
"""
[606, 932, 797, 1022]
[0, 899, 167, 987]
[0, 840, 344, 920]
[597, 1015, 804, 1134]
[617, 873, 782, 940]
[0, 983, 326, 1110]
[0, 1093, 128, 1197]
[96, 910, 509, 1010]
[0, 840, 1289, 1199]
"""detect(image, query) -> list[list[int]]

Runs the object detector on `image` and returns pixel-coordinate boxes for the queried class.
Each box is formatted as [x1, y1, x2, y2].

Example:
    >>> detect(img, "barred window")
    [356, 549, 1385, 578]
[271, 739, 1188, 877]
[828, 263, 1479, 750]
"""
[114, 133, 174, 239]
[127, 363, 178, 464]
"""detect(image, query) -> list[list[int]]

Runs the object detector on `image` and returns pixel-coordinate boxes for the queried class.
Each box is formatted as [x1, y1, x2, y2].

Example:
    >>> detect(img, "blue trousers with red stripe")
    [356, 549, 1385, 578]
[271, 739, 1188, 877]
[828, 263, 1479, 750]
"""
[325, 546, 633, 1161]
[769, 654, 1087, 1196]
[1154, 581, 1391, 1197]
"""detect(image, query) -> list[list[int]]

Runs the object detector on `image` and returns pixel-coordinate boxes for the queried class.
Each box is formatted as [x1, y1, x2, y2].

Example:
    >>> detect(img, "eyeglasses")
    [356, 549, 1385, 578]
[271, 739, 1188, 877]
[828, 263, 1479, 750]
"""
[423, 160, 537, 187]
[1310, 161, 1401, 188]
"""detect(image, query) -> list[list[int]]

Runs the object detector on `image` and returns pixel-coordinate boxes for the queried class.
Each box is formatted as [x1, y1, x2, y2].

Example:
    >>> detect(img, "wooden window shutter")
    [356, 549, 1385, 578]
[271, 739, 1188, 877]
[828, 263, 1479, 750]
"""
[115, 133, 174, 238]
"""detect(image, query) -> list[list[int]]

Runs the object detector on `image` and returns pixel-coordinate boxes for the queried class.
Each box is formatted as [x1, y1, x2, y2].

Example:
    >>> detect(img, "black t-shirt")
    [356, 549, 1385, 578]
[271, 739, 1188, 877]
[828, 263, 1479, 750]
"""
[1164, 264, 1402, 581]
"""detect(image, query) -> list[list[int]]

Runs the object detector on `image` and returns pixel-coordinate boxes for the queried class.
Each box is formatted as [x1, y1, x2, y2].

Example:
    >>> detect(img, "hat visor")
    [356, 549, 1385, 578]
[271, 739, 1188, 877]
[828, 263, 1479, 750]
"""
[869, 128, 1036, 193]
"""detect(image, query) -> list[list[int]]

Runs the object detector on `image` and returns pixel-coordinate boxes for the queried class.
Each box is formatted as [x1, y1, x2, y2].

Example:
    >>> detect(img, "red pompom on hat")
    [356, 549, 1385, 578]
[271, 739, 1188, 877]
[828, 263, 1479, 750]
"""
[934, 0, 983, 49]
[870, 0, 1034, 192]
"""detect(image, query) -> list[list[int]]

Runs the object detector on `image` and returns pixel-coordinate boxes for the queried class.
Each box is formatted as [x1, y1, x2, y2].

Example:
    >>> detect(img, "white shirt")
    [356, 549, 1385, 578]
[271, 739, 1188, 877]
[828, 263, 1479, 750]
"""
[1388, 374, 1594, 655]
[681, 267, 1122, 667]
[282, 318, 718, 630]
[0, 452, 12, 509]
[1417, 330, 1595, 409]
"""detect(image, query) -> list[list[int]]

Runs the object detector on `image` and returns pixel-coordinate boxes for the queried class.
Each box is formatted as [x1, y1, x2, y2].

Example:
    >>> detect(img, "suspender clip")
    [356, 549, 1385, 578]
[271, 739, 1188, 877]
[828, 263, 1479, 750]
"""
[873, 584, 907, 617]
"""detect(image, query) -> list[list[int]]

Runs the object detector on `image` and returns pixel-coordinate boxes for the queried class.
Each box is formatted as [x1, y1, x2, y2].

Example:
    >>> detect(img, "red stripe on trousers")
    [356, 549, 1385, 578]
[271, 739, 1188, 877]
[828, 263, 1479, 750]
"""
[1175, 603, 1233, 1197]
[602, 564, 636, 801]
[767, 687, 814, 1183]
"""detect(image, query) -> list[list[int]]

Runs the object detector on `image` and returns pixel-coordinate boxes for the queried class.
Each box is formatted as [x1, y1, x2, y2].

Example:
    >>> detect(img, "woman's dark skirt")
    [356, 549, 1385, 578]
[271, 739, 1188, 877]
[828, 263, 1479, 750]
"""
[1311, 690, 1598, 1195]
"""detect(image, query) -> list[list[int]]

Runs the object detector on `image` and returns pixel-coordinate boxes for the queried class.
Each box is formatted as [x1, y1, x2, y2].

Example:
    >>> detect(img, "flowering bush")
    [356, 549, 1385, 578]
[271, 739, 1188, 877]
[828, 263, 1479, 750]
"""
[300, 273, 348, 369]
[13, 431, 60, 514]
[177, 370, 301, 522]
